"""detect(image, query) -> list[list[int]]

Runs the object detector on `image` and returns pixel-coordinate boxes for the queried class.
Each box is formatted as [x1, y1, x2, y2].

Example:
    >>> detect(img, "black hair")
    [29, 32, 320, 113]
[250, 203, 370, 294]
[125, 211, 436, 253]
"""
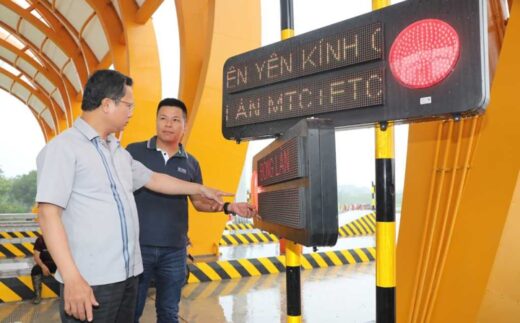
[81, 69, 133, 111]
[156, 98, 188, 120]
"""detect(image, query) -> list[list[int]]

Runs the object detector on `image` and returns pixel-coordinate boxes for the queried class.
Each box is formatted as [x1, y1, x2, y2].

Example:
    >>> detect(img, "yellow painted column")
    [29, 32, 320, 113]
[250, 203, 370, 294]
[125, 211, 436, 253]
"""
[398, 1, 520, 322]
[118, 0, 162, 146]
[176, 0, 260, 256]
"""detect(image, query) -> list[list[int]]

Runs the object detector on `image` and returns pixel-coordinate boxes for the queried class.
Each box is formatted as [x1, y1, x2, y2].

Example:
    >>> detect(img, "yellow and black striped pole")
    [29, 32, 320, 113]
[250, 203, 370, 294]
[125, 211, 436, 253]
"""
[281, 0, 295, 40]
[375, 121, 396, 323]
[280, 1, 301, 322]
[286, 240, 302, 322]
[374, 3, 395, 322]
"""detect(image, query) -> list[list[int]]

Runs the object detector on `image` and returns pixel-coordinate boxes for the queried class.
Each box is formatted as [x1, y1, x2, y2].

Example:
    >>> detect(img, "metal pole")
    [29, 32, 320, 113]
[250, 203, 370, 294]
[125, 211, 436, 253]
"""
[375, 121, 396, 323]
[372, 2, 396, 322]
[286, 240, 302, 323]
[280, 0, 294, 39]
[280, 2, 301, 322]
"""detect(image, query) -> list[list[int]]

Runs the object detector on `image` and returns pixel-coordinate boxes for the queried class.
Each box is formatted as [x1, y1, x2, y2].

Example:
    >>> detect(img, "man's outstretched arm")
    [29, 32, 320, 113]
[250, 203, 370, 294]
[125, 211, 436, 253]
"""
[145, 172, 232, 205]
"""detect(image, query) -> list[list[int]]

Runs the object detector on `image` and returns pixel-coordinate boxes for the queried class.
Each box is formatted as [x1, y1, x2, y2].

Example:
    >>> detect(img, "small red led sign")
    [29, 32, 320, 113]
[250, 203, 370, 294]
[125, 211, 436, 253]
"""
[389, 19, 460, 89]
[252, 119, 338, 247]
[257, 137, 304, 187]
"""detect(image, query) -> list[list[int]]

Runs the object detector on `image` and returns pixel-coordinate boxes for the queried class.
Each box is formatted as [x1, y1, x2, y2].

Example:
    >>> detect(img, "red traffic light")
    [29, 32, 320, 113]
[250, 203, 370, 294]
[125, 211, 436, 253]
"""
[389, 19, 460, 89]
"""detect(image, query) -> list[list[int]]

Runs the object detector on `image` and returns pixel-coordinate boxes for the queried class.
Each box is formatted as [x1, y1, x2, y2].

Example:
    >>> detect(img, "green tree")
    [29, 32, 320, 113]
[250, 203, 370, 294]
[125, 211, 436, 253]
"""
[0, 168, 35, 213]
[10, 170, 37, 210]
[0, 169, 11, 207]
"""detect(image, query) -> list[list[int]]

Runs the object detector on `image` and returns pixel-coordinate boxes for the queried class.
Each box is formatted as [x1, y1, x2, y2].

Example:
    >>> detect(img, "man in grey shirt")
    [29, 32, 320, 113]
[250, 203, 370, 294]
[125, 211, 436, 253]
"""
[36, 70, 228, 322]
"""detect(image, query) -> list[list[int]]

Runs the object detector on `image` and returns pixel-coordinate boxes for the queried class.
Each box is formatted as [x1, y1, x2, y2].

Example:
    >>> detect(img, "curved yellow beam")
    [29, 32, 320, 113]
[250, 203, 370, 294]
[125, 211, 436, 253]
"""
[37, 113, 54, 141]
[0, 66, 64, 132]
[26, 0, 99, 74]
[0, 86, 51, 140]
[0, 56, 67, 131]
[136, 0, 164, 24]
[0, 85, 58, 140]
[0, 38, 73, 126]
[175, 0, 261, 256]
[1, 0, 89, 84]
[0, 38, 77, 105]
[0, 21, 83, 121]
[0, 22, 74, 88]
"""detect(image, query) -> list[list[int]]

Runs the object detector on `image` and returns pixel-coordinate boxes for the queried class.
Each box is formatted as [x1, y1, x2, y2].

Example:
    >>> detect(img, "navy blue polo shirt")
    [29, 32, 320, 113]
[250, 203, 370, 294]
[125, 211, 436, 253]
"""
[126, 136, 202, 249]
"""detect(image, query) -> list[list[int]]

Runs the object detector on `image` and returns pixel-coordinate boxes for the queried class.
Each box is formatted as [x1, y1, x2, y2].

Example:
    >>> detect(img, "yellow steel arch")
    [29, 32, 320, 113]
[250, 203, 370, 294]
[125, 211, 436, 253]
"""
[136, 0, 164, 24]
[0, 38, 74, 126]
[25, 0, 99, 74]
[0, 0, 89, 84]
[0, 66, 62, 133]
[0, 86, 53, 141]
[1, 64, 69, 131]
[0, 21, 82, 117]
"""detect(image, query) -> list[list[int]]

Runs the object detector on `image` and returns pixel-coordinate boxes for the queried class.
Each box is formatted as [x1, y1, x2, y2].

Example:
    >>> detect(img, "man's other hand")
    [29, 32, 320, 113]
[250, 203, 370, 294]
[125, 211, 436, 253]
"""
[63, 274, 99, 322]
[229, 202, 257, 218]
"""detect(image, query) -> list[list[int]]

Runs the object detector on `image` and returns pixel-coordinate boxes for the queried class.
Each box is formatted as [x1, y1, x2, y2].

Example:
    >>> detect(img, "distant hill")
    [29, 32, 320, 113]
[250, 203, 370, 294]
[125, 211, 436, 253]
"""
[338, 185, 372, 205]
[337, 184, 403, 209]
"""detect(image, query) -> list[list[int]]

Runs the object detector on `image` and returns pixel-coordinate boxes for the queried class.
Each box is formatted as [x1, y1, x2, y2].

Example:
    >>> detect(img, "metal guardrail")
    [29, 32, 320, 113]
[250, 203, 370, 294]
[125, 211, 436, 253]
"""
[0, 213, 36, 222]
[0, 214, 38, 230]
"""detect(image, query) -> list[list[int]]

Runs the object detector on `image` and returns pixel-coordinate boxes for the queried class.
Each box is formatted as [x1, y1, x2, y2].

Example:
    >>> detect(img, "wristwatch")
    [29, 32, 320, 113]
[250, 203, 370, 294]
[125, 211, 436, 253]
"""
[223, 202, 233, 215]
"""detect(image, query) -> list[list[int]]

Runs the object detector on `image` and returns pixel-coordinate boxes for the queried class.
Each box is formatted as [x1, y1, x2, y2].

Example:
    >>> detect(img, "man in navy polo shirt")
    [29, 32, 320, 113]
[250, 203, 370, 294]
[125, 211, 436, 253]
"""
[127, 98, 256, 323]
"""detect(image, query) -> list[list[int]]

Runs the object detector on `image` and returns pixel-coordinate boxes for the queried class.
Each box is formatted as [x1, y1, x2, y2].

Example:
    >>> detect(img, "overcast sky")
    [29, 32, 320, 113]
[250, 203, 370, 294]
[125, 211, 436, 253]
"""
[0, 0, 407, 193]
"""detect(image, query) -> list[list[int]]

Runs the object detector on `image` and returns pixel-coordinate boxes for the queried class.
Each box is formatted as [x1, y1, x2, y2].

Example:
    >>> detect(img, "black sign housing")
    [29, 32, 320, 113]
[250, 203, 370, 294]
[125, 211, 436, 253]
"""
[253, 118, 338, 246]
[222, 0, 488, 140]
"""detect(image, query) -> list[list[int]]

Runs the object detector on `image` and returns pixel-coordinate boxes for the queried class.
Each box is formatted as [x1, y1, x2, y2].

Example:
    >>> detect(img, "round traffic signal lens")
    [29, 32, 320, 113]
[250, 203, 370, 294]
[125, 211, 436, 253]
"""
[389, 19, 460, 89]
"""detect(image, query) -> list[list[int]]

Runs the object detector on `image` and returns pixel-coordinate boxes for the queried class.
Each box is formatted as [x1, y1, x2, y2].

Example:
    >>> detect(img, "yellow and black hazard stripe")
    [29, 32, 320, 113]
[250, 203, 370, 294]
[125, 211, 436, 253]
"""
[0, 242, 35, 258]
[224, 223, 254, 231]
[0, 276, 59, 303]
[222, 214, 375, 245]
[219, 232, 278, 246]
[182, 262, 350, 300]
[187, 247, 375, 283]
[375, 120, 396, 322]
[338, 213, 376, 237]
[0, 230, 41, 239]
[0, 247, 375, 302]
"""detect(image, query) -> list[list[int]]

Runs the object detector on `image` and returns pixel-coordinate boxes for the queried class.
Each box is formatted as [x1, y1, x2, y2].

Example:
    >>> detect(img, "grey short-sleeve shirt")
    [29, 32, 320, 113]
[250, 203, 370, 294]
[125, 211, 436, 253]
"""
[36, 118, 152, 286]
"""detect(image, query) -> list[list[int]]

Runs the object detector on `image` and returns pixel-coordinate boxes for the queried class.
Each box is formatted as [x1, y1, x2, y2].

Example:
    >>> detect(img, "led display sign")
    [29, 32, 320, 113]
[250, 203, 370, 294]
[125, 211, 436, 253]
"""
[252, 118, 338, 247]
[223, 0, 488, 140]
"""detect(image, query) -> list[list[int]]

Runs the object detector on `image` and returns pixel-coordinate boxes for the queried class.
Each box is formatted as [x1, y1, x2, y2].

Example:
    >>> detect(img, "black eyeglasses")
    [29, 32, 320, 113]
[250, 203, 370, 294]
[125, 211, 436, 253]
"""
[113, 98, 135, 112]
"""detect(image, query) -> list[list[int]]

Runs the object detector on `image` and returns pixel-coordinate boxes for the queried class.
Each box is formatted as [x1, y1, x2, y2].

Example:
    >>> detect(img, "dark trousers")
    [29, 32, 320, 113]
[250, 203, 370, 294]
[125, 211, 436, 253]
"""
[31, 261, 57, 276]
[135, 246, 187, 323]
[60, 276, 138, 323]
